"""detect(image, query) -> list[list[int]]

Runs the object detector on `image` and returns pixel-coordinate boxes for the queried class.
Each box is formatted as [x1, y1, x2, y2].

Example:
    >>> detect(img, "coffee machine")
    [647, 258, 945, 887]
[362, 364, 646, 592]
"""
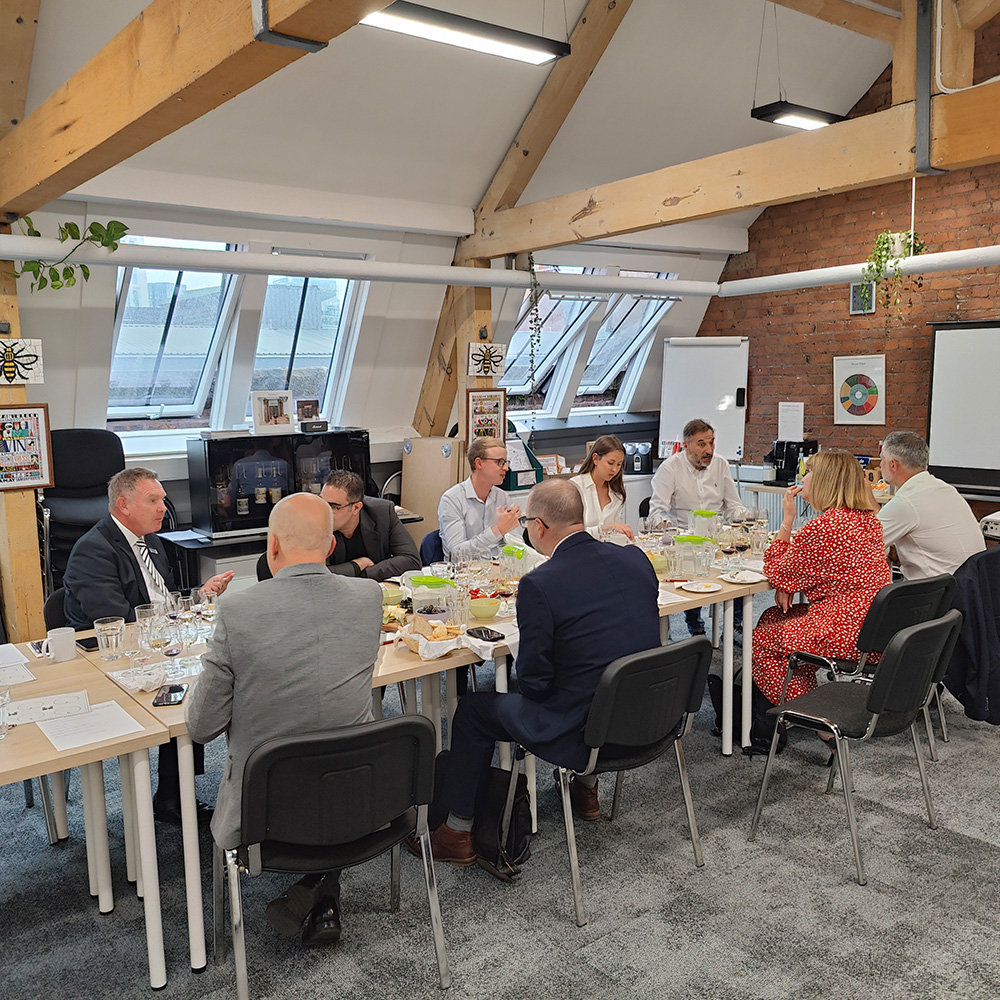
[764, 440, 819, 485]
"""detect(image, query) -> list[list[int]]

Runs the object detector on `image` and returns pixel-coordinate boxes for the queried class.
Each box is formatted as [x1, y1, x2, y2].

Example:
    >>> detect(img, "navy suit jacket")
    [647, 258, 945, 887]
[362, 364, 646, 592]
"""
[496, 531, 661, 770]
[63, 515, 176, 629]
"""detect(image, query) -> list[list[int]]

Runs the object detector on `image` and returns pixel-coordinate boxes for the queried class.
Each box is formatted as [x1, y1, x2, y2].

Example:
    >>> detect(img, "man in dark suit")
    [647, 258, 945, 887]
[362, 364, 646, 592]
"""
[419, 478, 661, 865]
[257, 469, 420, 583]
[63, 467, 233, 823]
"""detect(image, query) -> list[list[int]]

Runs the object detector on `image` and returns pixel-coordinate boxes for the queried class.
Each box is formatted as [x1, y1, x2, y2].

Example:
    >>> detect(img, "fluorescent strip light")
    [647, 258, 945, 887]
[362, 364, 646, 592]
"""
[361, 1, 571, 65]
[750, 100, 846, 131]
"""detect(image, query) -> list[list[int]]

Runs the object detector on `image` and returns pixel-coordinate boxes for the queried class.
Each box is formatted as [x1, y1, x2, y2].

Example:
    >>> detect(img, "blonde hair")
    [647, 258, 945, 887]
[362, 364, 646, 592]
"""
[805, 450, 877, 513]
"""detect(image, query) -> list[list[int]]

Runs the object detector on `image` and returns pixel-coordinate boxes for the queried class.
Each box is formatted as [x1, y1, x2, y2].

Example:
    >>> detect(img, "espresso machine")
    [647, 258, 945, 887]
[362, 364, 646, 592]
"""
[764, 440, 819, 485]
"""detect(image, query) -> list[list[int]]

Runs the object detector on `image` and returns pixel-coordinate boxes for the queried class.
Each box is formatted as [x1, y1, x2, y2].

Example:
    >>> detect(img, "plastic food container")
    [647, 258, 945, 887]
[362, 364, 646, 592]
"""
[673, 535, 715, 577]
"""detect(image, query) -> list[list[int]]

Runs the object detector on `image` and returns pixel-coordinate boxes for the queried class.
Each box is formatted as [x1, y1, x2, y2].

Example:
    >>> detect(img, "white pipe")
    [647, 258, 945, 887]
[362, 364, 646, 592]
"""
[0, 235, 719, 298]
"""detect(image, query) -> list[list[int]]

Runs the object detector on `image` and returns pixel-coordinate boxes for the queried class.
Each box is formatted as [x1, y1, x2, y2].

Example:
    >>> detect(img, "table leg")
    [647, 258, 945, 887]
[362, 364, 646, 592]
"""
[177, 734, 207, 972]
[659, 615, 670, 646]
[372, 689, 383, 720]
[422, 674, 443, 754]
[81, 762, 114, 913]
[742, 593, 754, 749]
[80, 765, 99, 897]
[38, 774, 60, 846]
[402, 679, 417, 716]
[445, 671, 458, 747]
[119, 755, 138, 885]
[721, 600, 734, 756]
[494, 654, 511, 769]
[524, 753, 538, 833]
[131, 748, 167, 990]
[50, 771, 69, 840]
[711, 603, 721, 649]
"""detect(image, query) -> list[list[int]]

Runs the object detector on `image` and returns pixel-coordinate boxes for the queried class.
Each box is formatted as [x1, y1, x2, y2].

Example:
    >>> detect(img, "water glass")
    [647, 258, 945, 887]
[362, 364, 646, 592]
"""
[0, 687, 9, 739]
[94, 616, 126, 661]
[447, 588, 470, 630]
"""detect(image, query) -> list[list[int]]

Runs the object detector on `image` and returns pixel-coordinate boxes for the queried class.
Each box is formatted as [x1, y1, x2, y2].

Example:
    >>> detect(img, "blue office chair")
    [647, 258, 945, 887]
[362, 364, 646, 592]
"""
[420, 530, 444, 565]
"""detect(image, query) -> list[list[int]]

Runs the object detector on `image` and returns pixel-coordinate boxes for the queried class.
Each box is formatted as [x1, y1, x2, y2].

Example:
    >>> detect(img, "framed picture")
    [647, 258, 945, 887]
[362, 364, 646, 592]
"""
[833, 354, 885, 425]
[250, 391, 294, 434]
[466, 388, 506, 440]
[0, 403, 54, 490]
[296, 398, 321, 421]
[467, 341, 506, 378]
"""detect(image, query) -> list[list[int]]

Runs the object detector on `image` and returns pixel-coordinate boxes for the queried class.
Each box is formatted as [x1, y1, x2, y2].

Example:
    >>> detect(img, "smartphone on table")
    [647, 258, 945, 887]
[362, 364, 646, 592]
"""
[466, 626, 505, 643]
[152, 683, 189, 707]
[76, 636, 99, 651]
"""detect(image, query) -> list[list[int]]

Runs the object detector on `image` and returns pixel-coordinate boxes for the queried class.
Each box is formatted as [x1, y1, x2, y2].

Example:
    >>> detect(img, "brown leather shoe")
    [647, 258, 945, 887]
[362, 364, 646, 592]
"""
[406, 823, 477, 866]
[559, 773, 601, 821]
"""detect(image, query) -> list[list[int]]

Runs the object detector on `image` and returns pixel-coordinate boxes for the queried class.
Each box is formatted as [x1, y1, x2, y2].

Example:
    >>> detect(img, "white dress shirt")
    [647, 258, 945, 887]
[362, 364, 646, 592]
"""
[111, 514, 169, 602]
[570, 473, 626, 537]
[877, 470, 985, 579]
[438, 477, 511, 561]
[648, 451, 749, 527]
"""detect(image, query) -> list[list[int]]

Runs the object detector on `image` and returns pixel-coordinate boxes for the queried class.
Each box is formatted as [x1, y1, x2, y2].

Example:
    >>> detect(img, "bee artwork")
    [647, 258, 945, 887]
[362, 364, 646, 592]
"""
[467, 342, 506, 378]
[0, 339, 44, 384]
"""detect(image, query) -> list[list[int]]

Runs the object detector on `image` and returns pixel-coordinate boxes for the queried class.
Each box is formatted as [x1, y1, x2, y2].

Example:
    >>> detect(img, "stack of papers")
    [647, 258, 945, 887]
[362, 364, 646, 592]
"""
[8, 688, 144, 751]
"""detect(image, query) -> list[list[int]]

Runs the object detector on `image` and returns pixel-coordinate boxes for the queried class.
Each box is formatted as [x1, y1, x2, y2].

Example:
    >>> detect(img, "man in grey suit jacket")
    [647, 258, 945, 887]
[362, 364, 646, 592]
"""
[186, 492, 383, 947]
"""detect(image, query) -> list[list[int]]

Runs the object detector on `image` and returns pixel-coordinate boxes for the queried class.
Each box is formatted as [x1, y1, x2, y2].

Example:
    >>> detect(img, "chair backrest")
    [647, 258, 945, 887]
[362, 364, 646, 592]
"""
[43, 587, 68, 629]
[241, 715, 436, 851]
[638, 495, 651, 519]
[584, 636, 713, 750]
[866, 610, 963, 720]
[45, 429, 125, 497]
[856, 574, 956, 654]
[420, 529, 444, 565]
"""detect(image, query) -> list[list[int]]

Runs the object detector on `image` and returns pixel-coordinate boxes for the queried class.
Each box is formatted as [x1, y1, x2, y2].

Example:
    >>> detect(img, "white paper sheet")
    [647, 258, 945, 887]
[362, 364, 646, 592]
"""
[777, 401, 804, 441]
[7, 689, 91, 725]
[0, 662, 36, 686]
[0, 643, 29, 668]
[37, 700, 144, 752]
[657, 590, 691, 607]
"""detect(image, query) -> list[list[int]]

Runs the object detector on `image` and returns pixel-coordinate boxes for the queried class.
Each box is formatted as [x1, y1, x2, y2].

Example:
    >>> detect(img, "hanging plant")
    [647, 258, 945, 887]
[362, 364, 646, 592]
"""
[526, 252, 544, 411]
[860, 229, 926, 328]
[9, 215, 129, 291]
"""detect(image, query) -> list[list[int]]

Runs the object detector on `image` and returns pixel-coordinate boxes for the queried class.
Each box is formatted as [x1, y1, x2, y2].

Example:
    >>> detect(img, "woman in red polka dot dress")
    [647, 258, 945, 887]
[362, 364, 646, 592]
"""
[752, 449, 890, 708]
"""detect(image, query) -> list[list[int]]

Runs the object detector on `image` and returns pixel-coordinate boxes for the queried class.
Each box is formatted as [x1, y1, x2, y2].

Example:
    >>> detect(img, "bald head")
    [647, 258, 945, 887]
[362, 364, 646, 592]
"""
[524, 479, 585, 556]
[267, 493, 335, 574]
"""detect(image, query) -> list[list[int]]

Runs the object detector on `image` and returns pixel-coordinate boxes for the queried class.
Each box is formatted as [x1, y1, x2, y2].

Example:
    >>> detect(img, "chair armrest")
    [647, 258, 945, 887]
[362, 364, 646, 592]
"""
[779, 651, 838, 706]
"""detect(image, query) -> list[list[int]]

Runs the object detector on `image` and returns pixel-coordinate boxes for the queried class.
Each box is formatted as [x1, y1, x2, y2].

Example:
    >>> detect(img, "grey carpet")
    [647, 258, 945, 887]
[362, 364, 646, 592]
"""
[3, 596, 999, 1000]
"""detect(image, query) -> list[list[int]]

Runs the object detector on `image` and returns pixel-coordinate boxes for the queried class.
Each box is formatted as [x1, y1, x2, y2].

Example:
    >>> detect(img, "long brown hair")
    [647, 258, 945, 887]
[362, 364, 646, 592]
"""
[580, 435, 627, 502]
[806, 449, 877, 512]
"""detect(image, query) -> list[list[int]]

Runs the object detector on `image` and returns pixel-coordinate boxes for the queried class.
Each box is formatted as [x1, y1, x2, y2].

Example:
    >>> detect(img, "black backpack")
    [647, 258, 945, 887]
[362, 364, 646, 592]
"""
[429, 750, 532, 882]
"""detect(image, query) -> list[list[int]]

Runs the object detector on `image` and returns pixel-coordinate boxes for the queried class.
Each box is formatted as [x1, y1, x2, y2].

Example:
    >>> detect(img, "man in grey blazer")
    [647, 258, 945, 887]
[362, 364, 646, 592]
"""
[186, 492, 383, 946]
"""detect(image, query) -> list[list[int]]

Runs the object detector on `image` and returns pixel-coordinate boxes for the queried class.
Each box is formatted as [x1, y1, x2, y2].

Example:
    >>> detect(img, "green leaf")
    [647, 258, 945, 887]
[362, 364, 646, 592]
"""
[23, 215, 40, 238]
[23, 260, 40, 276]
[48, 266, 60, 283]
[87, 221, 107, 241]
[64, 274, 76, 287]
[37, 275, 47, 291]
[64, 222, 81, 241]
[58, 224, 70, 242]
[79, 264, 90, 281]
[62, 265, 74, 280]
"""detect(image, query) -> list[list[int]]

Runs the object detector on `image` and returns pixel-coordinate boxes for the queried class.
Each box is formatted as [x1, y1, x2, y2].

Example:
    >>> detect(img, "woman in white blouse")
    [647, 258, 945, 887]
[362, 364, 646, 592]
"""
[570, 435, 634, 540]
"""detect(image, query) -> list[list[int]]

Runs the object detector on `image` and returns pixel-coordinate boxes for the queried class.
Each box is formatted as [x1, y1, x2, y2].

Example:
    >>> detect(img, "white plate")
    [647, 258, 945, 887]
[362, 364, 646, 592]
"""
[719, 570, 766, 584]
[680, 581, 723, 594]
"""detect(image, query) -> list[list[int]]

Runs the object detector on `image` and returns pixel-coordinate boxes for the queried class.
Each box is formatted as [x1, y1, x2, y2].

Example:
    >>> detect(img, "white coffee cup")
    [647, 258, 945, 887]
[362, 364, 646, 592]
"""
[41, 626, 77, 662]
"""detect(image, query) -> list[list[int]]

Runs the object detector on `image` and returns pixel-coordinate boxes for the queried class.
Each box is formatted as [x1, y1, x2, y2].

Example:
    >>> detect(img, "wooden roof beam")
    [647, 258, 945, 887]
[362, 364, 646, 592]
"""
[0, 0, 40, 140]
[768, 0, 900, 44]
[0, 0, 392, 217]
[953, 0, 1000, 31]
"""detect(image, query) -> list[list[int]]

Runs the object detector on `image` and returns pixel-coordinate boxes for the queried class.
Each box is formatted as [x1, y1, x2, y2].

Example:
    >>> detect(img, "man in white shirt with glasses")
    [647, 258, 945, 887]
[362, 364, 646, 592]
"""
[438, 436, 522, 562]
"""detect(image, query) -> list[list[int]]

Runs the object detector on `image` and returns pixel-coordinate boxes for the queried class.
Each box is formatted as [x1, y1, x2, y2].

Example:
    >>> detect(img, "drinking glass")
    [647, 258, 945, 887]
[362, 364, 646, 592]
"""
[716, 525, 736, 571]
[0, 686, 10, 739]
[122, 623, 151, 667]
[195, 588, 217, 639]
[94, 616, 125, 661]
[733, 524, 751, 571]
[146, 612, 171, 663]
[447, 587, 470, 630]
[164, 591, 182, 620]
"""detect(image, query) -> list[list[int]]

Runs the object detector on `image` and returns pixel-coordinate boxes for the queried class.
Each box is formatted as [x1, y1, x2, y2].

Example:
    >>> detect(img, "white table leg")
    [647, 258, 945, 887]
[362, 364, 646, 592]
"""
[422, 674, 443, 754]
[38, 774, 60, 845]
[494, 654, 510, 769]
[80, 764, 99, 897]
[711, 603, 721, 649]
[721, 600, 734, 756]
[81, 762, 114, 913]
[131, 748, 167, 990]
[50, 771, 69, 840]
[177, 734, 207, 972]
[742, 593, 754, 749]
[659, 615, 670, 645]
[445, 671, 458, 747]
[119, 755, 138, 885]
[524, 753, 538, 833]
[403, 679, 417, 716]
[372, 689, 383, 720]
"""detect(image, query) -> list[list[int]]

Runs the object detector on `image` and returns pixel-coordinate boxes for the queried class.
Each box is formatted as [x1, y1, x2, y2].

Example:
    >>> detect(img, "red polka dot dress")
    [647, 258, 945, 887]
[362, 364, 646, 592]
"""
[752, 507, 890, 705]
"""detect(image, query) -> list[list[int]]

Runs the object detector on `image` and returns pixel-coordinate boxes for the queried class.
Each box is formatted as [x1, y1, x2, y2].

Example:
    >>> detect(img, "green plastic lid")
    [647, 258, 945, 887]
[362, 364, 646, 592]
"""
[501, 544, 525, 559]
[690, 510, 720, 518]
[408, 575, 456, 588]
[673, 535, 712, 545]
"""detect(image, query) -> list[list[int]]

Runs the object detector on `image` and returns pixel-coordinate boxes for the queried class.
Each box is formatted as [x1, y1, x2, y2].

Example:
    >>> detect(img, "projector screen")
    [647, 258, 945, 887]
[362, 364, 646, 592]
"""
[928, 322, 1000, 495]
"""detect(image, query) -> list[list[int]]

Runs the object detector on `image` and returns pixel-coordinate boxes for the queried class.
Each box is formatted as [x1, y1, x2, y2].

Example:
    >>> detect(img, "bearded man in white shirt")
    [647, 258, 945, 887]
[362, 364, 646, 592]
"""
[877, 431, 985, 579]
[649, 418, 750, 636]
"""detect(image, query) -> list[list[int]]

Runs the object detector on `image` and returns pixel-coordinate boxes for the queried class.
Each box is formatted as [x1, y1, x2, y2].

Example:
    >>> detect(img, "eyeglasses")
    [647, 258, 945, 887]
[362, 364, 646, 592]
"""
[327, 500, 360, 511]
[517, 515, 548, 529]
[481, 457, 510, 468]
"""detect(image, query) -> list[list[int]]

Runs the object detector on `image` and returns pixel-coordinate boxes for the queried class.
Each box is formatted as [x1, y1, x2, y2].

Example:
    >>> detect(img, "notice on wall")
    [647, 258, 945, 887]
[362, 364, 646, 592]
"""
[833, 354, 885, 425]
[777, 402, 804, 441]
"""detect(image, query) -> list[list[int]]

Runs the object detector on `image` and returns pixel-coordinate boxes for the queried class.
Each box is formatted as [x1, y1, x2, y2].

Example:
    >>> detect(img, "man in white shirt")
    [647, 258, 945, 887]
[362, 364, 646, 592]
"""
[878, 431, 985, 579]
[649, 419, 750, 636]
[438, 436, 522, 561]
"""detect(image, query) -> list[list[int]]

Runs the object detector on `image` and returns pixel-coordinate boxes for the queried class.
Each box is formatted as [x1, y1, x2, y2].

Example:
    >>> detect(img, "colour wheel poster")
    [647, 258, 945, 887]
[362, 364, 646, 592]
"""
[833, 354, 885, 425]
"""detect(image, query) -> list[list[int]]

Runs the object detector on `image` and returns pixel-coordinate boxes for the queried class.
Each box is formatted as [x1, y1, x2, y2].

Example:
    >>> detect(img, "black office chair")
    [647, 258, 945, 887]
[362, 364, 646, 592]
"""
[541, 637, 712, 926]
[804, 574, 956, 759]
[749, 610, 963, 886]
[419, 530, 444, 565]
[43, 587, 68, 630]
[638, 495, 651, 520]
[213, 716, 450, 999]
[41, 429, 125, 592]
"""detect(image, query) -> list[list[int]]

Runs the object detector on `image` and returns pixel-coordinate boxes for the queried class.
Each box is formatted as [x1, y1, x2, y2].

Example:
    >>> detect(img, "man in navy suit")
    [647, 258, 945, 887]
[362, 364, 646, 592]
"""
[420, 478, 661, 866]
[63, 467, 233, 823]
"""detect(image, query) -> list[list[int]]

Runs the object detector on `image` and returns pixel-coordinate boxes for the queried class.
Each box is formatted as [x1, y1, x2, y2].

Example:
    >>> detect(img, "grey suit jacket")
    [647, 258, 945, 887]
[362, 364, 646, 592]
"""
[185, 562, 383, 849]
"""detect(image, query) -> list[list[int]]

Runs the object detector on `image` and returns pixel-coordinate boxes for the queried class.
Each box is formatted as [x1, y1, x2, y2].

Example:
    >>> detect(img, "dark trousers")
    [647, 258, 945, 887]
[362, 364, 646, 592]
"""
[685, 603, 743, 635]
[154, 738, 205, 801]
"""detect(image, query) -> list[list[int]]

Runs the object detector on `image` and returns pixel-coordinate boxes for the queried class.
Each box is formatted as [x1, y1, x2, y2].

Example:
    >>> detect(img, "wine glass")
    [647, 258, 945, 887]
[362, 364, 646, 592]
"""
[164, 591, 182, 621]
[733, 523, 751, 571]
[122, 623, 152, 667]
[716, 525, 735, 572]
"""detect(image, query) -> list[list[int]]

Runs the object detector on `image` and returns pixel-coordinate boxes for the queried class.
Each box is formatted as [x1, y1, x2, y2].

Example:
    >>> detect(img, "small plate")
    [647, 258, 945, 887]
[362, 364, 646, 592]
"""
[680, 581, 723, 594]
[719, 570, 766, 584]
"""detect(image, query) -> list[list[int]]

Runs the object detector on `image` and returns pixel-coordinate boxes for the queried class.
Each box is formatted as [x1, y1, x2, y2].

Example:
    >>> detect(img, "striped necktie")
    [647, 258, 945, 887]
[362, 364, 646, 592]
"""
[134, 539, 168, 601]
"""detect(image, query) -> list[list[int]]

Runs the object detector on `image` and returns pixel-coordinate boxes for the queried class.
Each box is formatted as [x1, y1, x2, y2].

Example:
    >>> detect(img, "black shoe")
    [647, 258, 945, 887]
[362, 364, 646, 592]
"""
[688, 627, 706, 637]
[302, 896, 342, 947]
[266, 883, 321, 937]
[152, 795, 213, 826]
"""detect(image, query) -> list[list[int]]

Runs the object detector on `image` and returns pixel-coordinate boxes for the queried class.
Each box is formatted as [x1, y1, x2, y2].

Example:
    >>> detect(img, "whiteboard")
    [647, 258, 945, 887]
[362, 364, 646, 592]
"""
[659, 338, 749, 461]
[928, 323, 1000, 493]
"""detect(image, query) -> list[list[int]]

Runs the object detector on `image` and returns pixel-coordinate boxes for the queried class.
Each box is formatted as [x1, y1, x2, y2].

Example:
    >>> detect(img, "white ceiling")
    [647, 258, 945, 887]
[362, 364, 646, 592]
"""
[27, 0, 893, 241]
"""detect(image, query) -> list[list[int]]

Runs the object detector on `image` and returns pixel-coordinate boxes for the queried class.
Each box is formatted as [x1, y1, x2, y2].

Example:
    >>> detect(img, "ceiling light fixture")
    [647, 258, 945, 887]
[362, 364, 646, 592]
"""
[750, 100, 846, 131]
[360, 1, 571, 65]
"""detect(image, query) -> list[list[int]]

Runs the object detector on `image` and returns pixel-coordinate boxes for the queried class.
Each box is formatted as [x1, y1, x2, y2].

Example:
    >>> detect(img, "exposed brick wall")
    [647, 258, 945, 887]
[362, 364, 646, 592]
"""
[697, 21, 1000, 463]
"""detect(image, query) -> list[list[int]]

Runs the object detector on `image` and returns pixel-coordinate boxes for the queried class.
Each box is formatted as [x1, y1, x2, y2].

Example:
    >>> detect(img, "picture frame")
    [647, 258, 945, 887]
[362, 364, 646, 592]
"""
[466, 388, 506, 440]
[295, 398, 321, 421]
[250, 391, 294, 434]
[0, 402, 54, 490]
